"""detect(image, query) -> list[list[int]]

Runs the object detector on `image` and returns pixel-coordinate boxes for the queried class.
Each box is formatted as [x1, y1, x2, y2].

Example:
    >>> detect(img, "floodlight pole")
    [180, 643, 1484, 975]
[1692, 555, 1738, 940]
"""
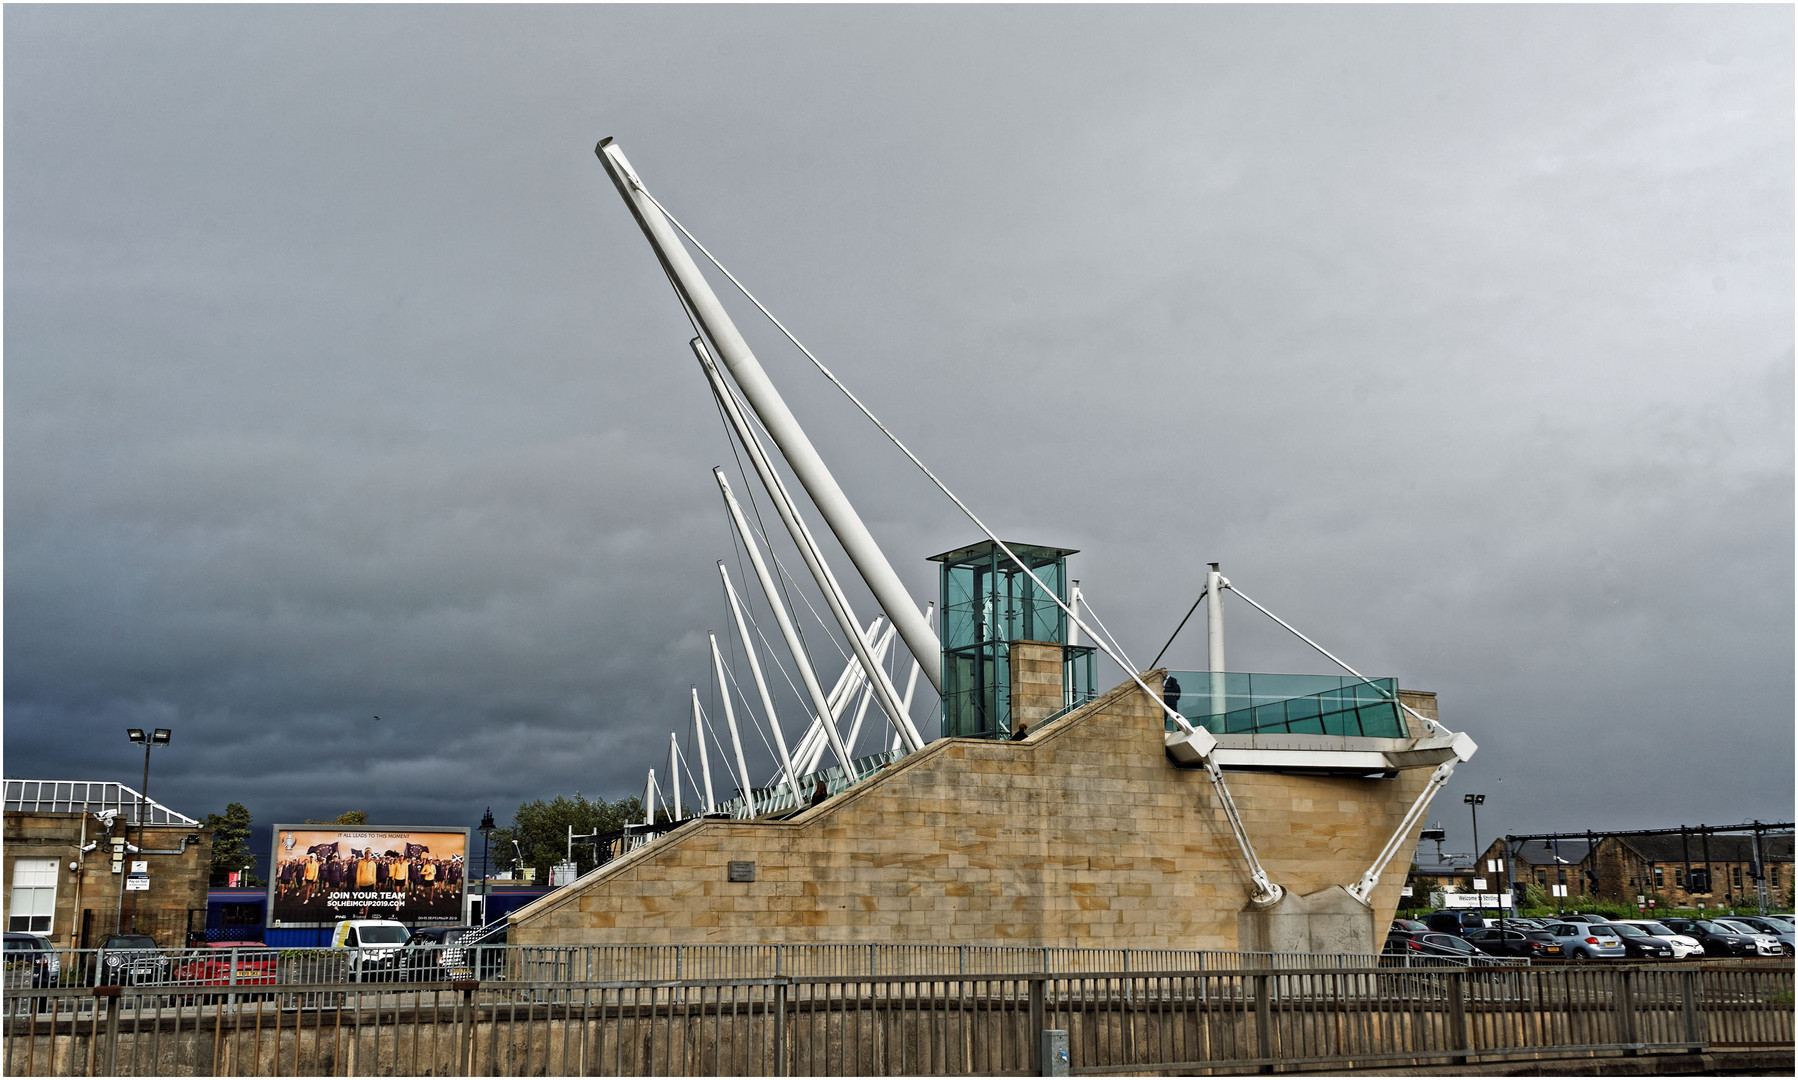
[597, 138, 942, 694]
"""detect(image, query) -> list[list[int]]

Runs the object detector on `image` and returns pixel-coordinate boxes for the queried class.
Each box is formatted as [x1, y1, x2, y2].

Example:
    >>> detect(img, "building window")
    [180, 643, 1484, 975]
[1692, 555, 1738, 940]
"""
[1653, 867, 1663, 886]
[1772, 865, 1781, 888]
[1536, 869, 1546, 885]
[8, 857, 58, 934]
[1557, 869, 1566, 885]
[1733, 866, 1743, 890]
[1675, 867, 1684, 888]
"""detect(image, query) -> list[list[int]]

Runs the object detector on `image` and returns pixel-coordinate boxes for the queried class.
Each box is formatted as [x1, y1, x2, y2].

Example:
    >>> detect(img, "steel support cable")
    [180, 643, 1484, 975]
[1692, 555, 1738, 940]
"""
[1148, 589, 1208, 671]
[1221, 584, 1449, 738]
[635, 182, 1280, 903]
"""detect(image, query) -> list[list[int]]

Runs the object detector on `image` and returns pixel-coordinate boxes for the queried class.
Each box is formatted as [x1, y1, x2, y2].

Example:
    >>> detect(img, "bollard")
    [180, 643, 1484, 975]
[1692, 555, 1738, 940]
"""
[1040, 1029, 1070, 1077]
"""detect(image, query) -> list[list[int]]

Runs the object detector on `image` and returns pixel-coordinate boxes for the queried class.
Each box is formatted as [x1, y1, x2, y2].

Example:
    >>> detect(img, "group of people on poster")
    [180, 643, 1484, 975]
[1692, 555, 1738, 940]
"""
[272, 835, 465, 922]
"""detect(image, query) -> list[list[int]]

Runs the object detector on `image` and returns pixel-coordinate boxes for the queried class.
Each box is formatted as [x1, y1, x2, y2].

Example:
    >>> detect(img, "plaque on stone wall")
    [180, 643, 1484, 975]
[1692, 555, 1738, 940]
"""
[728, 861, 755, 882]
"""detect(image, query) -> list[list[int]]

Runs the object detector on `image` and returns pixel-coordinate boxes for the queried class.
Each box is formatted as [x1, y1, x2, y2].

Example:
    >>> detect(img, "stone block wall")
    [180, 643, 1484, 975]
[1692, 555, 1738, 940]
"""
[511, 674, 1438, 950]
[3, 813, 212, 947]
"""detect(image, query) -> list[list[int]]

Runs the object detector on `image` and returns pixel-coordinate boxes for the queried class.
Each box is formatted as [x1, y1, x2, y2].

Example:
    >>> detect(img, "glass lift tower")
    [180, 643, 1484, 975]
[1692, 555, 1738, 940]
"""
[931, 541, 1095, 740]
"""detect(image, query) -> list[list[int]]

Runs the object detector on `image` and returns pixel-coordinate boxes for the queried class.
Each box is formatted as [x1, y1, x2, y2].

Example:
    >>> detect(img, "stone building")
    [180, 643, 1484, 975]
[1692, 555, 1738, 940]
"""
[1592, 832, 1793, 909]
[3, 780, 212, 948]
[511, 671, 1450, 954]
[1486, 838, 1594, 898]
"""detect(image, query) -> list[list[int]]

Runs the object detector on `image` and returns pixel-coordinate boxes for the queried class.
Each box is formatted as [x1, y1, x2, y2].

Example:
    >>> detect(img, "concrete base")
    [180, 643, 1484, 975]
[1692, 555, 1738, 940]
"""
[1237, 884, 1376, 955]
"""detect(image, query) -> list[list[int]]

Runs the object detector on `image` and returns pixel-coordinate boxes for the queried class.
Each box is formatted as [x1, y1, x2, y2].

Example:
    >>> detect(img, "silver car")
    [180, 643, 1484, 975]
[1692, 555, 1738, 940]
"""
[1723, 916, 1794, 956]
[1713, 919, 1784, 957]
[1540, 920, 1626, 960]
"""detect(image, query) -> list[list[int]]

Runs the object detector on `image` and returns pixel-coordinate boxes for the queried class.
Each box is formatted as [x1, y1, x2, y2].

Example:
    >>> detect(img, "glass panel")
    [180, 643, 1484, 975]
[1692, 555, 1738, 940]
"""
[1163, 671, 1407, 737]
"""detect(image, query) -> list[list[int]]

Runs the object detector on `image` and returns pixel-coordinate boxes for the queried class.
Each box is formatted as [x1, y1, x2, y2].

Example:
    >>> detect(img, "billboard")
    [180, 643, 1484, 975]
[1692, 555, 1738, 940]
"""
[268, 825, 469, 927]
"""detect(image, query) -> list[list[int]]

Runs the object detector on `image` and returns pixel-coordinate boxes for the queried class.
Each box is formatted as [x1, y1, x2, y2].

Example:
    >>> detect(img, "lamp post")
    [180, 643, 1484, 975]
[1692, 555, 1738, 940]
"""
[478, 809, 495, 926]
[1464, 793, 1485, 921]
[124, 728, 171, 928]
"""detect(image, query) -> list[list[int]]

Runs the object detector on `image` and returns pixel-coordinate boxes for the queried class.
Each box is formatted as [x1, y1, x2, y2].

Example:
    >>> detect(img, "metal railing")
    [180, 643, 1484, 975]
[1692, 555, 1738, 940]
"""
[5, 956, 1787, 1076]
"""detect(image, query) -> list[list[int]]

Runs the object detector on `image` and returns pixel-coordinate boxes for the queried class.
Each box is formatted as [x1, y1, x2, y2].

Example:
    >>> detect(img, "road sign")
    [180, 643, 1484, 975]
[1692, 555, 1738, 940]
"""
[1473, 877, 1488, 890]
[125, 877, 150, 891]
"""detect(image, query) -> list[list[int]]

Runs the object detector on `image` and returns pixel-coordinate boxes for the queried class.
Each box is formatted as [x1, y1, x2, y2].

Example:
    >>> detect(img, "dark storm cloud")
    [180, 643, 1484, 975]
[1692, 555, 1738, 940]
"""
[6, 5, 1790, 858]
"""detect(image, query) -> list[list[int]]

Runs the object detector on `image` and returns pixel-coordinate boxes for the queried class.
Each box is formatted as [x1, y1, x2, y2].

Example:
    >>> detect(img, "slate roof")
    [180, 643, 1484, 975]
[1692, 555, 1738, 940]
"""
[1611, 832, 1793, 864]
[1506, 839, 1592, 866]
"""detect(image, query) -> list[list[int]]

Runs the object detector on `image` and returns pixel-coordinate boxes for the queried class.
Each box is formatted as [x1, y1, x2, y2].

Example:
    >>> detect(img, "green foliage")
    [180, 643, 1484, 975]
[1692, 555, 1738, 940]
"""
[203, 802, 263, 887]
[304, 811, 369, 825]
[489, 793, 644, 884]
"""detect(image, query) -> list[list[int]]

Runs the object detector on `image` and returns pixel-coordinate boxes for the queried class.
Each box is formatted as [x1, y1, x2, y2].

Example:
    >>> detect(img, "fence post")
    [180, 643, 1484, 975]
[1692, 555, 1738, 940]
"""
[1028, 977, 1046, 1075]
[1253, 973, 1273, 1074]
[773, 980, 788, 1077]
[1613, 968, 1638, 1054]
[456, 980, 478, 1076]
[97, 985, 122, 1077]
[1680, 969, 1702, 1052]
[1447, 972, 1469, 1067]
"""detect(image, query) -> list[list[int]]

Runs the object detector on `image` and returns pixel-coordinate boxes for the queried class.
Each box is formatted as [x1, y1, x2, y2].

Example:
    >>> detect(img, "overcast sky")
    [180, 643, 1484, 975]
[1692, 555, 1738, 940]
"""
[6, 5, 1792, 869]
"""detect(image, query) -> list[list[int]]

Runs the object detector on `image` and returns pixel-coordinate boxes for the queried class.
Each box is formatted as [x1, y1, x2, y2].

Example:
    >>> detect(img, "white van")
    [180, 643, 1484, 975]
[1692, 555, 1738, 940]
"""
[332, 920, 409, 980]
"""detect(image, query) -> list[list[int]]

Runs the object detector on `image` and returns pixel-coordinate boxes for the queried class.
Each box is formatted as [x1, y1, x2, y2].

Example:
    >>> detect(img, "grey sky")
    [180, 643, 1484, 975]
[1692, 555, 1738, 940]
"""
[6, 5, 1791, 864]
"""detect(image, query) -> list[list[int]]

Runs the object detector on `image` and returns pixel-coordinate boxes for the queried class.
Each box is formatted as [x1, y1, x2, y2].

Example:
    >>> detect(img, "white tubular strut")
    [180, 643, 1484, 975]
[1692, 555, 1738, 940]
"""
[690, 688, 717, 815]
[642, 770, 657, 828]
[715, 470, 858, 777]
[719, 564, 802, 808]
[709, 635, 758, 818]
[668, 734, 683, 821]
[697, 340, 926, 752]
[598, 139, 943, 694]
[1347, 759, 1461, 905]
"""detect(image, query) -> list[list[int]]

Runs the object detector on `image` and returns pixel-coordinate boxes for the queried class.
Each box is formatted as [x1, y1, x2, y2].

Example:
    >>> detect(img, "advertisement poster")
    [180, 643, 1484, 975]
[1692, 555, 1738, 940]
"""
[268, 825, 469, 926]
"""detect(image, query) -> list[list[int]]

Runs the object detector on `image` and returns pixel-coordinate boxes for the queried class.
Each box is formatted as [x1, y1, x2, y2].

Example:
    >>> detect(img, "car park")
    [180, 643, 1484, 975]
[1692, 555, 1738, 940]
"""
[1608, 919, 1704, 958]
[1658, 918, 1772, 958]
[98, 934, 171, 986]
[1599, 922, 1675, 960]
[1539, 921, 1625, 960]
[1463, 927, 1564, 960]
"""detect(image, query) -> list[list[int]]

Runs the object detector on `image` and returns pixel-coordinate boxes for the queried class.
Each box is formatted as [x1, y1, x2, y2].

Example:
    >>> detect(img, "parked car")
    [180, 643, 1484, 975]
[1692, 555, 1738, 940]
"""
[1598, 922, 1675, 960]
[438, 921, 508, 981]
[1711, 919, 1784, 957]
[1463, 927, 1564, 960]
[1424, 911, 1486, 937]
[1608, 919, 1704, 959]
[1389, 919, 1429, 936]
[1657, 918, 1772, 958]
[1538, 921, 1625, 960]
[1719, 916, 1794, 956]
[333, 920, 411, 981]
[97, 934, 171, 986]
[397, 926, 486, 982]
[4, 933, 60, 1012]
[1383, 931, 1496, 961]
[171, 942, 278, 1004]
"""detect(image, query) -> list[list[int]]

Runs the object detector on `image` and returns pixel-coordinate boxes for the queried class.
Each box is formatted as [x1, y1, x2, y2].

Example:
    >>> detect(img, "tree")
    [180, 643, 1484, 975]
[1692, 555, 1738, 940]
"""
[492, 794, 644, 884]
[304, 811, 369, 825]
[203, 802, 264, 887]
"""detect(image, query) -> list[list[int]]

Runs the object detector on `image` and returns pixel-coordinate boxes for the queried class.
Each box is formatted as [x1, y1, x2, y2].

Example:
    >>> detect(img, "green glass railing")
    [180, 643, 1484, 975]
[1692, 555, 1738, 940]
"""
[1162, 671, 1408, 739]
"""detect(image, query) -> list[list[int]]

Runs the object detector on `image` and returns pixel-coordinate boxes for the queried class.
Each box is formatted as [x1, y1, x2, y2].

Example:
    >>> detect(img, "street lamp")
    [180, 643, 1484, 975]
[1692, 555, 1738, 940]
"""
[1464, 793, 1485, 921]
[125, 728, 172, 928]
[478, 809, 496, 926]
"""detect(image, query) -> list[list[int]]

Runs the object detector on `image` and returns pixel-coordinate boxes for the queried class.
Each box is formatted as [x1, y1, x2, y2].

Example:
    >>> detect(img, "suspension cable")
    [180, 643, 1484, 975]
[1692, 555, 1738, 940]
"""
[1148, 588, 1208, 670]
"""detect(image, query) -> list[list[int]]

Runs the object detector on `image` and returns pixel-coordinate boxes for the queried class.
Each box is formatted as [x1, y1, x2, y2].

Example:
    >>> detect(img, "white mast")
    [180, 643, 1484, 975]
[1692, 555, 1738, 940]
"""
[1207, 563, 1226, 723]
[695, 340, 925, 752]
[715, 469, 858, 776]
[597, 138, 943, 694]
[667, 734, 683, 821]
[690, 687, 716, 815]
[718, 563, 802, 808]
[708, 634, 758, 817]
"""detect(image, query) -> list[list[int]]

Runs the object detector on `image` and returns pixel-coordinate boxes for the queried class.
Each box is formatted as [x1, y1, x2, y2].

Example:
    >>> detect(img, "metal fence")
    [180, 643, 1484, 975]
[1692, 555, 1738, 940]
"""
[4, 957, 1788, 1076]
